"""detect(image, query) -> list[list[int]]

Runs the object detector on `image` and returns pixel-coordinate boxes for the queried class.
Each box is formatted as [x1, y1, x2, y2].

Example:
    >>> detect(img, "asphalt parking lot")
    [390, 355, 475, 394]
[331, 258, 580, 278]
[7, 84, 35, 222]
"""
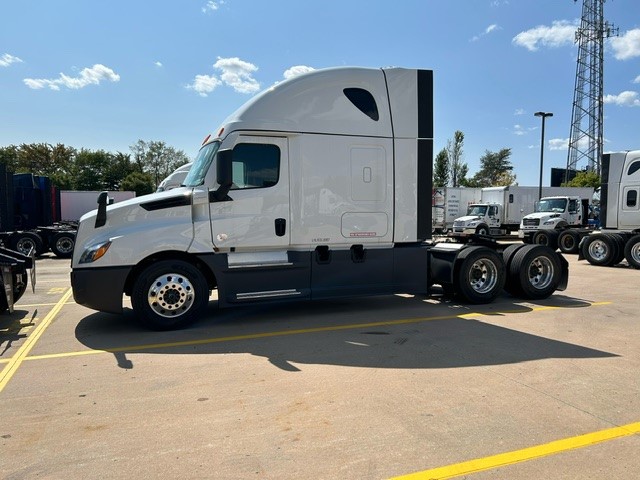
[1, 252, 639, 479]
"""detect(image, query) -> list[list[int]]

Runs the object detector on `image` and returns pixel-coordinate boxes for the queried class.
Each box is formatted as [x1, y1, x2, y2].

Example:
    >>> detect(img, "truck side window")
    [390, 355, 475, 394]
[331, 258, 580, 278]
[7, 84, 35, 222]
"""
[568, 199, 577, 213]
[230, 143, 280, 189]
[627, 160, 640, 176]
[627, 190, 638, 208]
[343, 88, 379, 121]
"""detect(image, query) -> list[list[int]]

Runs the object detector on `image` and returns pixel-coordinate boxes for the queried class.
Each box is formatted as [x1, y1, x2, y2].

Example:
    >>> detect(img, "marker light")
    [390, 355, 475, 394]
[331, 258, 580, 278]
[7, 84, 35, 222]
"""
[202, 134, 211, 145]
[79, 240, 112, 264]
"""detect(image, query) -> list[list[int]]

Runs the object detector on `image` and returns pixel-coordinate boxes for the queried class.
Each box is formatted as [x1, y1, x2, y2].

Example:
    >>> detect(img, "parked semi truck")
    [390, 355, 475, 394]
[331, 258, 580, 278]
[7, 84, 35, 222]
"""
[452, 186, 593, 238]
[579, 150, 640, 268]
[0, 168, 77, 258]
[518, 189, 596, 253]
[432, 187, 482, 233]
[70, 67, 569, 330]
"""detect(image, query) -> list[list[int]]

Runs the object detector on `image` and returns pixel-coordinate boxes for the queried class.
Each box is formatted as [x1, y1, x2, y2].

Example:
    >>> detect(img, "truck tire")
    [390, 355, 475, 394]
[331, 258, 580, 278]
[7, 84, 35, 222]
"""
[50, 232, 75, 258]
[501, 243, 526, 296]
[557, 230, 580, 254]
[508, 244, 562, 300]
[609, 233, 626, 265]
[475, 224, 490, 236]
[624, 235, 640, 269]
[532, 230, 559, 250]
[453, 246, 505, 304]
[131, 259, 209, 330]
[9, 232, 44, 257]
[581, 233, 618, 266]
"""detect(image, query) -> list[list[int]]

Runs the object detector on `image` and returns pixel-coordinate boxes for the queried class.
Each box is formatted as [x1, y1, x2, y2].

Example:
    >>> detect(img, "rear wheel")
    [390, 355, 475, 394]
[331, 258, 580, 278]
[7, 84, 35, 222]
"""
[581, 233, 617, 266]
[454, 246, 505, 304]
[9, 232, 44, 256]
[509, 244, 562, 300]
[131, 260, 209, 330]
[532, 230, 559, 250]
[624, 235, 640, 269]
[50, 232, 76, 258]
[502, 243, 526, 296]
[557, 230, 580, 254]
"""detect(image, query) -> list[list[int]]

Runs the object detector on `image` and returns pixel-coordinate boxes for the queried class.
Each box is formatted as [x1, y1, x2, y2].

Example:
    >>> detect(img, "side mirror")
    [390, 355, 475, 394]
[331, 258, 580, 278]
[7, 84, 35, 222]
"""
[212, 148, 233, 201]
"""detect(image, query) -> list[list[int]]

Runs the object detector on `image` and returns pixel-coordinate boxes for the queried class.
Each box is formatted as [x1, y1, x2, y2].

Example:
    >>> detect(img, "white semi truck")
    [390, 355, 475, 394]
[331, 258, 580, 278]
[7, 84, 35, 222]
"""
[579, 151, 640, 268]
[70, 67, 569, 330]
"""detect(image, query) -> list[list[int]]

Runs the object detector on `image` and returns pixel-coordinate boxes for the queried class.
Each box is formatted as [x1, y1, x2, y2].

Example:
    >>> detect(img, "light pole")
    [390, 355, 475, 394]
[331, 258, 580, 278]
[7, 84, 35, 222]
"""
[534, 111, 553, 200]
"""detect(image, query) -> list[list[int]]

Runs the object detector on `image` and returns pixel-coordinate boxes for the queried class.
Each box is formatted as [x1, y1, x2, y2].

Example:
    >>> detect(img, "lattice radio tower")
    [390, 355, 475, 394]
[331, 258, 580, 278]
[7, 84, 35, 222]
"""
[566, 0, 617, 176]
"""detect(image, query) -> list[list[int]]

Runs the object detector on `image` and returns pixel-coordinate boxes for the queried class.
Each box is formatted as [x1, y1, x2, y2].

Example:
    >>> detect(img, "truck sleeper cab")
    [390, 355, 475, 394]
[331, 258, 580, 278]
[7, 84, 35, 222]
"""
[71, 67, 568, 329]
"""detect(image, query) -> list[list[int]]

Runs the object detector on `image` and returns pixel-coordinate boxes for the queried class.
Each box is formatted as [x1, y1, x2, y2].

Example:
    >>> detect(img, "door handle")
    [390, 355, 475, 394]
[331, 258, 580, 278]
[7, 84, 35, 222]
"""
[275, 218, 286, 237]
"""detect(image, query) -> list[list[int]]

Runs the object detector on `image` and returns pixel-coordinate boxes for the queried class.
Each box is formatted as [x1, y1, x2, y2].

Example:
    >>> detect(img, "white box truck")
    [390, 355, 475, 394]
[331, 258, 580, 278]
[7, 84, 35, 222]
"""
[452, 186, 595, 239]
[432, 187, 482, 233]
[70, 67, 568, 329]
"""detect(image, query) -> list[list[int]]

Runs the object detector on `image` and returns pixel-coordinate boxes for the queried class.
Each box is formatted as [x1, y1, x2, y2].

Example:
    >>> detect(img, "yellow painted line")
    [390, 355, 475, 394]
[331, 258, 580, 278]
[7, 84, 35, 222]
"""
[10, 300, 612, 363]
[391, 421, 640, 479]
[0, 289, 72, 393]
[15, 301, 76, 308]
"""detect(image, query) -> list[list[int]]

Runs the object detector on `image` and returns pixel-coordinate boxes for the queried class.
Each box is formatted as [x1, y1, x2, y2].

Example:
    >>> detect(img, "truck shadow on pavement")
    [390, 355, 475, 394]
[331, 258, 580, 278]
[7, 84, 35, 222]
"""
[74, 293, 617, 371]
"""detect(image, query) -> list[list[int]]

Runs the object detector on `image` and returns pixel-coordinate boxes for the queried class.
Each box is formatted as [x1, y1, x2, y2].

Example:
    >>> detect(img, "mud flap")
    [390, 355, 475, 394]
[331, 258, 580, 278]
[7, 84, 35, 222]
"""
[556, 251, 569, 291]
[0, 246, 35, 313]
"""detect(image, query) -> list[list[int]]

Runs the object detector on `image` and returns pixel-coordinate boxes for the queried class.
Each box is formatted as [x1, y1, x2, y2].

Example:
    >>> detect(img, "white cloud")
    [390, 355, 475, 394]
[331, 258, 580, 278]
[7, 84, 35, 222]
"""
[154, 61, 163, 68]
[513, 20, 577, 51]
[610, 28, 640, 60]
[514, 108, 525, 115]
[283, 65, 315, 80]
[549, 138, 569, 151]
[202, 1, 224, 14]
[603, 90, 640, 107]
[213, 57, 260, 93]
[471, 24, 500, 42]
[0, 53, 23, 67]
[187, 56, 259, 96]
[23, 64, 120, 91]
[634, 75, 640, 84]
[187, 74, 222, 97]
[513, 124, 525, 136]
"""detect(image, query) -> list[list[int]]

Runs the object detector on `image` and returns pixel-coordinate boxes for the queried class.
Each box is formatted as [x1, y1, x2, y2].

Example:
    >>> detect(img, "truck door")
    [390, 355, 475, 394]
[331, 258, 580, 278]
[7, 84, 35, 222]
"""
[619, 185, 640, 230]
[210, 136, 290, 251]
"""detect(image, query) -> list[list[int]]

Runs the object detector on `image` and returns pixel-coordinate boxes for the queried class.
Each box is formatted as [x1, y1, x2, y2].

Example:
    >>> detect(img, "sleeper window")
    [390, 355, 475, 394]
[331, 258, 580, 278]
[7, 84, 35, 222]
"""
[230, 144, 280, 190]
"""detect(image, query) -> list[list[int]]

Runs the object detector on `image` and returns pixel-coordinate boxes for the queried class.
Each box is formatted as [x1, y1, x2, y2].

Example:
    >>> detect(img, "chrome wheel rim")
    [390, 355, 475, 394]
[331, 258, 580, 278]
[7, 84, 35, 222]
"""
[588, 240, 608, 261]
[468, 259, 498, 294]
[56, 237, 74, 254]
[147, 273, 195, 318]
[527, 256, 554, 290]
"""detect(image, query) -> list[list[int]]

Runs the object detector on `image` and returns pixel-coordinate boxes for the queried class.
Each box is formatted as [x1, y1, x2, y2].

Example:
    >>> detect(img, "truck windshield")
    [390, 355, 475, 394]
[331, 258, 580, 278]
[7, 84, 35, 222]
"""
[467, 205, 487, 216]
[535, 198, 567, 213]
[183, 141, 220, 187]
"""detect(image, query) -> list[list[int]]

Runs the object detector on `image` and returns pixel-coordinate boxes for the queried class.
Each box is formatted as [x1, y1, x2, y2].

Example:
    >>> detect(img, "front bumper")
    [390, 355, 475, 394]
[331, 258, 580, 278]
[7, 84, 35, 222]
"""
[71, 266, 132, 314]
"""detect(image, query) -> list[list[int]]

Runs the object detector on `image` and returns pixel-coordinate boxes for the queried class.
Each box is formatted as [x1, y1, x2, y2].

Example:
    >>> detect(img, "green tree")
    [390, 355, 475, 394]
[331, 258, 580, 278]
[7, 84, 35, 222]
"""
[0, 145, 19, 171]
[562, 170, 601, 188]
[72, 149, 113, 190]
[122, 171, 155, 196]
[103, 152, 135, 191]
[433, 148, 449, 187]
[470, 148, 516, 187]
[446, 131, 468, 187]
[130, 140, 191, 188]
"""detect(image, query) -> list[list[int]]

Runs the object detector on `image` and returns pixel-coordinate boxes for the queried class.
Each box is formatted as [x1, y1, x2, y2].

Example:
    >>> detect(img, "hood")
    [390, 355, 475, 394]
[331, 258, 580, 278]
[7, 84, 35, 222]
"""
[522, 212, 561, 221]
[455, 215, 482, 223]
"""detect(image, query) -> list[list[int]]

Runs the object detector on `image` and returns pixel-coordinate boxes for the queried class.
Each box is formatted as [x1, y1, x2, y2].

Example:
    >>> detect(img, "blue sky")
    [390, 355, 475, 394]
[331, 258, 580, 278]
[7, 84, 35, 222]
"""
[1, 0, 639, 187]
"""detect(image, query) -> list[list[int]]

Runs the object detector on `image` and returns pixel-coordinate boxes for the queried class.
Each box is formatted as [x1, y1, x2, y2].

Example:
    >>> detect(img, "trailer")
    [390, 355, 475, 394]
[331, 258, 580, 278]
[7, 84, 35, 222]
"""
[70, 67, 569, 330]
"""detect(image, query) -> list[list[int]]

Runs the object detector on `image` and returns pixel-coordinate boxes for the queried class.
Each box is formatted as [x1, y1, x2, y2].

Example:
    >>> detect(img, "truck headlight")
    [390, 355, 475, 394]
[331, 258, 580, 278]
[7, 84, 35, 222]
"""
[468, 221, 478, 227]
[542, 220, 556, 226]
[79, 240, 112, 264]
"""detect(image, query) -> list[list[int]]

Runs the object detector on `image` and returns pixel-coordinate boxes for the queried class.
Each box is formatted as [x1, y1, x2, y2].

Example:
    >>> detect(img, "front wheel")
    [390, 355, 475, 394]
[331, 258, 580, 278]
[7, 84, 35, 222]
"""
[532, 230, 559, 250]
[131, 260, 210, 330]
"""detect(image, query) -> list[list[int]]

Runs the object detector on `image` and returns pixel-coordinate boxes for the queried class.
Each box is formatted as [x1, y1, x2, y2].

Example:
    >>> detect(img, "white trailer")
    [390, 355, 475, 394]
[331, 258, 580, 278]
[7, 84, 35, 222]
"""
[60, 190, 136, 222]
[70, 67, 569, 330]
[432, 187, 482, 233]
